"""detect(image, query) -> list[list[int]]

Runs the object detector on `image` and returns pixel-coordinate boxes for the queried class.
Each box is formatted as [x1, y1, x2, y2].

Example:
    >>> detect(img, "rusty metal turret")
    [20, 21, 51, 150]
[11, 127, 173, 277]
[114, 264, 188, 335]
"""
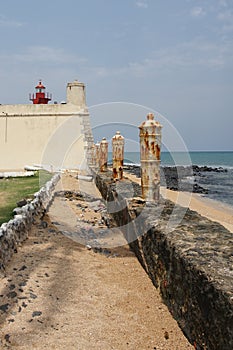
[139, 113, 162, 201]
[112, 131, 124, 180]
[99, 137, 108, 172]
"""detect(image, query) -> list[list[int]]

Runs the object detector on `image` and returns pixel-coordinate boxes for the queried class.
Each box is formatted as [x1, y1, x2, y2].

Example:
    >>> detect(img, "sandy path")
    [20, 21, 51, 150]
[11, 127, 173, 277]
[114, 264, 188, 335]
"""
[125, 173, 233, 232]
[0, 173, 193, 350]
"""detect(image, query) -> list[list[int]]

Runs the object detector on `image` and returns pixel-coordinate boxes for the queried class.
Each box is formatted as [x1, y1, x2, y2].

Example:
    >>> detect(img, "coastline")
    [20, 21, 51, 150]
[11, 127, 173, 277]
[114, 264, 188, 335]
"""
[161, 187, 233, 233]
[125, 173, 233, 233]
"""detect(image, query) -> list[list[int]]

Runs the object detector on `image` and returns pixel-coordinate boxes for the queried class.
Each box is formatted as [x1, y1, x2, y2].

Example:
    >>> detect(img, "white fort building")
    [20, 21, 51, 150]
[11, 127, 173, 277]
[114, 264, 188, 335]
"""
[0, 80, 94, 171]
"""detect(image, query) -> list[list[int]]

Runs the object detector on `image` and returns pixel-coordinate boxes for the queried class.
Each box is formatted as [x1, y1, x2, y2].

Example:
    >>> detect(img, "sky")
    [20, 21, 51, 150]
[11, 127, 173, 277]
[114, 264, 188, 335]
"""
[0, 0, 232, 151]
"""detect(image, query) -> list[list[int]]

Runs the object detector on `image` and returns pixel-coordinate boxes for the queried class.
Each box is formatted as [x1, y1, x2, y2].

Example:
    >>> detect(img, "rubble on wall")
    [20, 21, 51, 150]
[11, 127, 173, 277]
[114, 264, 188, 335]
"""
[0, 174, 60, 269]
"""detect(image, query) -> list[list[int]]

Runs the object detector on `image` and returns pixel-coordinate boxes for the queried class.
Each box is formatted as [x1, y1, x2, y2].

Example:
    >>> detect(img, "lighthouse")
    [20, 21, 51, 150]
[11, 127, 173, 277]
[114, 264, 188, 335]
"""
[29, 80, 52, 104]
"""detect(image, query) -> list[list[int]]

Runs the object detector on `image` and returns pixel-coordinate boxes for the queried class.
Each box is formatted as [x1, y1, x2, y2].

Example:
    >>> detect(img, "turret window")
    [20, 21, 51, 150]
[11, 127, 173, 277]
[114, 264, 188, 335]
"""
[36, 88, 44, 93]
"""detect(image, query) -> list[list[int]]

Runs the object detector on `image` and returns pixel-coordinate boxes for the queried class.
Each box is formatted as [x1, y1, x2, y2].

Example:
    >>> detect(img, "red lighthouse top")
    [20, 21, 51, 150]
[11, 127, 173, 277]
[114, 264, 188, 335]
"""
[29, 80, 52, 104]
[35, 81, 46, 90]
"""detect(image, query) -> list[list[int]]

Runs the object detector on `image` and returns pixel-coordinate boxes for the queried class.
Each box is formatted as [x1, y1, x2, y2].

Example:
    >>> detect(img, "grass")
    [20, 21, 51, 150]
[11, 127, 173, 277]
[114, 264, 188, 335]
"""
[0, 170, 53, 225]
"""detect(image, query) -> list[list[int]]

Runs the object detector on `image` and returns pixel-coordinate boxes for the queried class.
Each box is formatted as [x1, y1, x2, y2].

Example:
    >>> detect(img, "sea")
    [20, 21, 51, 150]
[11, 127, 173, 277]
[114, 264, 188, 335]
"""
[110, 151, 233, 208]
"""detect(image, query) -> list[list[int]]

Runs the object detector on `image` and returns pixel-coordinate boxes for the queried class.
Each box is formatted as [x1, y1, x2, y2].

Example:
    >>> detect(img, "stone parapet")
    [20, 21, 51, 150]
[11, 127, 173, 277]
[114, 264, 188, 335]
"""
[94, 172, 233, 350]
[0, 174, 60, 269]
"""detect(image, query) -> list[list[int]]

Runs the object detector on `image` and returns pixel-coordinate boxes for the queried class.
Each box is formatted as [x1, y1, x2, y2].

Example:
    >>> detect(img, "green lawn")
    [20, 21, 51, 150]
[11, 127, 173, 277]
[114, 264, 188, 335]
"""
[0, 170, 53, 225]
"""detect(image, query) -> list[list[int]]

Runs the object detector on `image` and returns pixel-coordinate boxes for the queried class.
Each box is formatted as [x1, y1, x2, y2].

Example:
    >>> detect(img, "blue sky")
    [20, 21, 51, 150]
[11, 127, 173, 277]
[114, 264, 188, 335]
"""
[0, 0, 232, 150]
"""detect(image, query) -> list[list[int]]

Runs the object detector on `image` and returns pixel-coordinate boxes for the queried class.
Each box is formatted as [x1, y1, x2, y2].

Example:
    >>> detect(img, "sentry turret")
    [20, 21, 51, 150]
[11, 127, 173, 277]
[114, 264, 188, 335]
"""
[139, 113, 162, 201]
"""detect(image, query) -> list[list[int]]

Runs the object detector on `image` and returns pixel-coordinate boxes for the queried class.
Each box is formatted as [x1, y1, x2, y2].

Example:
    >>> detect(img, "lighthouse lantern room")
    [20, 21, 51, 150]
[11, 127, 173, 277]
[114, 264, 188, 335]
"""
[29, 81, 52, 104]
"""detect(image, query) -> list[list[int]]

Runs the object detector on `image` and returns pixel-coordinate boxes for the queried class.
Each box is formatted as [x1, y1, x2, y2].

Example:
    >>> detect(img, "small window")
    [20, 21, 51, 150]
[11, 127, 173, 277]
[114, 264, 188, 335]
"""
[36, 88, 44, 93]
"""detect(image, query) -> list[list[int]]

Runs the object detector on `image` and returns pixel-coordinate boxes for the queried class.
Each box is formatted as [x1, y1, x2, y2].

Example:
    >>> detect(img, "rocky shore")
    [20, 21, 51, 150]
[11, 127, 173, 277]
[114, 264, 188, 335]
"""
[124, 164, 227, 194]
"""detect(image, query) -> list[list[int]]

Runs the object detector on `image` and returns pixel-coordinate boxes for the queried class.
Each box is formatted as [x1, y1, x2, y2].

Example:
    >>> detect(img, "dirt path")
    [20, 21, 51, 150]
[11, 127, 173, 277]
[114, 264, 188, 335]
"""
[0, 174, 193, 350]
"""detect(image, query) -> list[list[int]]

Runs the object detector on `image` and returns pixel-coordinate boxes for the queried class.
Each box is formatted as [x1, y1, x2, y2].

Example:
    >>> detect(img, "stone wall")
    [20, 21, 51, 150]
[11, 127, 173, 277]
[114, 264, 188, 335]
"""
[95, 172, 233, 350]
[0, 174, 60, 269]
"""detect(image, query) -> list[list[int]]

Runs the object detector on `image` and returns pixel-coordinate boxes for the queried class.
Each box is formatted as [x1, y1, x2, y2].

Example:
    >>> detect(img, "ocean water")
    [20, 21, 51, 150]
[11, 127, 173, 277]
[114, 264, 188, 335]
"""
[109, 151, 233, 207]
[121, 151, 233, 168]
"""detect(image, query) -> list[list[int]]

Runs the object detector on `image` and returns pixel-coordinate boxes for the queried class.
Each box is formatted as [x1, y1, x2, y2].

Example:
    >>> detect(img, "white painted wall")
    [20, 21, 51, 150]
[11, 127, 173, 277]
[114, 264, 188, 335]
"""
[0, 81, 93, 171]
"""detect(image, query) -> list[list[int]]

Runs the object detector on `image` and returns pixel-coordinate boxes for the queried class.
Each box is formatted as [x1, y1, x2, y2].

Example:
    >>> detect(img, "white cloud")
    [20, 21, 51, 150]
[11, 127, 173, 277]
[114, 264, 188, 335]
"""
[79, 36, 233, 82]
[13, 46, 87, 65]
[93, 67, 109, 78]
[190, 7, 206, 18]
[136, 1, 148, 9]
[217, 9, 233, 32]
[0, 15, 23, 27]
[222, 23, 233, 32]
[126, 39, 233, 78]
[82, 38, 233, 82]
[218, 10, 233, 21]
[218, 0, 228, 7]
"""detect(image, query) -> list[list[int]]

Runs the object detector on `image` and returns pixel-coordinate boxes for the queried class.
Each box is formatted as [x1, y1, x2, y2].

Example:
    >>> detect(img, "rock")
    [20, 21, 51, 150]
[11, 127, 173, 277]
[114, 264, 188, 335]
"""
[18, 281, 27, 287]
[131, 197, 146, 205]
[32, 311, 42, 317]
[17, 199, 28, 207]
[40, 221, 48, 228]
[29, 293, 37, 299]
[77, 174, 93, 182]
[164, 331, 169, 340]
[4, 334, 10, 343]
[7, 291, 17, 299]
[48, 229, 56, 233]
[0, 303, 10, 312]
[193, 183, 208, 194]
[88, 200, 105, 212]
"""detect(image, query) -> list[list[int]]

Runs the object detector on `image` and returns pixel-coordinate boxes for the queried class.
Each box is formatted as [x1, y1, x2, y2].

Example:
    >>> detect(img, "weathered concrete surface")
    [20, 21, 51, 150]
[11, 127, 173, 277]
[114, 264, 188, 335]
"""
[95, 172, 233, 350]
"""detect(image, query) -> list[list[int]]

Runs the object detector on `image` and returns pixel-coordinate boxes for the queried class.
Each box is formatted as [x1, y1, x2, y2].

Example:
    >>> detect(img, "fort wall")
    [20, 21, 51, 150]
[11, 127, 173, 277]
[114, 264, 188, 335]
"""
[0, 81, 93, 171]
